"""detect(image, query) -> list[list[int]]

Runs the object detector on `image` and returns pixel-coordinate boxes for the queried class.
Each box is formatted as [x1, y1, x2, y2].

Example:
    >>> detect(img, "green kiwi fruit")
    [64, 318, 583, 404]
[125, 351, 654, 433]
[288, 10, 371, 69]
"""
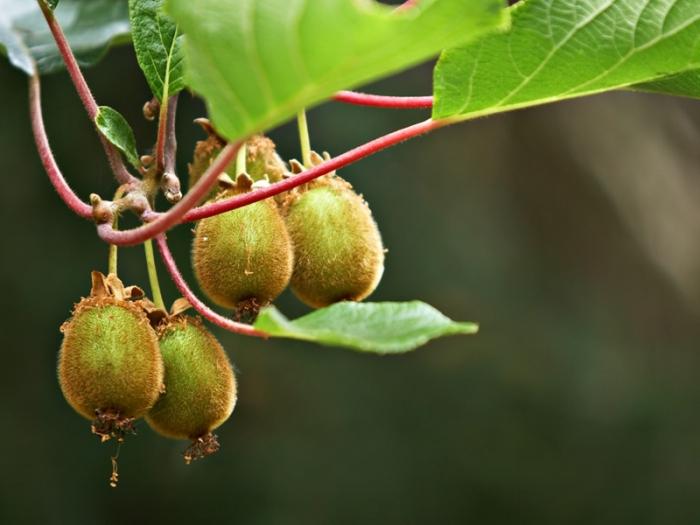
[244, 134, 287, 184]
[284, 172, 385, 308]
[192, 179, 293, 317]
[146, 315, 236, 463]
[58, 273, 164, 441]
[188, 122, 287, 199]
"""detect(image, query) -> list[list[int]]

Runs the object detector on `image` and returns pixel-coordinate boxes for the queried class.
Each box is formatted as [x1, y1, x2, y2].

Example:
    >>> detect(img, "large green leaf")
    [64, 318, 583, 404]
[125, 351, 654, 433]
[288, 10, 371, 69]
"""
[0, 0, 130, 76]
[633, 69, 700, 99]
[129, 0, 184, 101]
[95, 106, 140, 169]
[433, 0, 700, 122]
[166, 0, 508, 141]
[254, 302, 478, 354]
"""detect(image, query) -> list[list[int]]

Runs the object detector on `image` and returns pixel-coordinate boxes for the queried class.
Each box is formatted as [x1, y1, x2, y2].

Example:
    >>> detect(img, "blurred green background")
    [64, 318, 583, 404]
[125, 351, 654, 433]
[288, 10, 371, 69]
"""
[2, 40, 700, 524]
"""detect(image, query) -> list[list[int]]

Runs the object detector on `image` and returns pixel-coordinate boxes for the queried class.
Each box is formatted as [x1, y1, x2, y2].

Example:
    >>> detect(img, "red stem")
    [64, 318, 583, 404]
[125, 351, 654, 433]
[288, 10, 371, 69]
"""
[38, 1, 136, 185]
[155, 235, 266, 337]
[183, 118, 447, 222]
[97, 142, 242, 246]
[334, 91, 433, 109]
[30, 75, 93, 219]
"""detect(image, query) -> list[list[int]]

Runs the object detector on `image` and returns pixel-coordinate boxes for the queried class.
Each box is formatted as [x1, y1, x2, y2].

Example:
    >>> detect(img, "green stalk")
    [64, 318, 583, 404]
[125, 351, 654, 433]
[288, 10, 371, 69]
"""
[297, 109, 312, 167]
[107, 186, 127, 276]
[108, 222, 118, 275]
[144, 238, 165, 310]
[235, 142, 247, 175]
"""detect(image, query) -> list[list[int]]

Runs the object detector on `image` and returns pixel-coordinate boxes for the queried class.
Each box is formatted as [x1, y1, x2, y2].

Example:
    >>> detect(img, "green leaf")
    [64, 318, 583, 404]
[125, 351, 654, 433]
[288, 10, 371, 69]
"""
[254, 302, 478, 354]
[166, 0, 508, 140]
[0, 0, 129, 76]
[45, 0, 59, 10]
[633, 69, 700, 99]
[95, 106, 140, 169]
[129, 0, 184, 102]
[433, 0, 700, 122]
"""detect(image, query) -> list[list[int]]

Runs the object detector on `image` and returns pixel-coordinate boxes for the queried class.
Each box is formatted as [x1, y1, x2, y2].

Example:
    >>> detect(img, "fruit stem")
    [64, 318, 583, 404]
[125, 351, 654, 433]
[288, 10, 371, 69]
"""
[297, 110, 312, 167]
[144, 239, 166, 310]
[154, 235, 267, 338]
[108, 239, 118, 276]
[236, 142, 247, 176]
[37, 0, 137, 186]
[108, 186, 128, 275]
[333, 91, 433, 109]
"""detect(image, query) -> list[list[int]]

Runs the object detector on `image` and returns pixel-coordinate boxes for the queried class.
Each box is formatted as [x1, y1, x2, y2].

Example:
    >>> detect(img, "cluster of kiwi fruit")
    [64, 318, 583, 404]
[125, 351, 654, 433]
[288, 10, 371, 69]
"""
[57, 127, 384, 486]
[58, 272, 236, 486]
[189, 126, 386, 317]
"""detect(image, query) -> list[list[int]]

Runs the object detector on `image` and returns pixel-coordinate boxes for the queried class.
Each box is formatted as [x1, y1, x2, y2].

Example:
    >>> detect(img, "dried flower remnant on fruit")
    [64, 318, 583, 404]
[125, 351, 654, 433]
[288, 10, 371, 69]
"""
[58, 272, 164, 442]
[184, 433, 221, 464]
[284, 151, 385, 308]
[146, 303, 236, 463]
[192, 174, 293, 319]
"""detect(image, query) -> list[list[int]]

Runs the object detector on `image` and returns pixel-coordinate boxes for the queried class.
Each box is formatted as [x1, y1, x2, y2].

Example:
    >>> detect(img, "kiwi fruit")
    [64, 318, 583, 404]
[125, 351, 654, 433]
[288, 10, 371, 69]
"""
[284, 161, 385, 308]
[188, 121, 287, 201]
[146, 315, 236, 463]
[192, 176, 293, 318]
[244, 134, 287, 184]
[58, 272, 164, 441]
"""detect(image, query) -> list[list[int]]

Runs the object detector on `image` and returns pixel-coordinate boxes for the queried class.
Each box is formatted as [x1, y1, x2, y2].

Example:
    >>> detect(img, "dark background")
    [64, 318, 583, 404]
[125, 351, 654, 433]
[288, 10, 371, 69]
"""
[2, 40, 700, 524]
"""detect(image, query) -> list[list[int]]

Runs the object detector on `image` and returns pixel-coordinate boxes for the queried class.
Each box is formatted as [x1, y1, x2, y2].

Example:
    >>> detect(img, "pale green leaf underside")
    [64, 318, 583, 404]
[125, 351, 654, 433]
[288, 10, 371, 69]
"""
[433, 0, 700, 121]
[95, 106, 140, 169]
[254, 302, 478, 354]
[633, 69, 700, 99]
[0, 0, 129, 76]
[166, 0, 508, 141]
[129, 0, 184, 102]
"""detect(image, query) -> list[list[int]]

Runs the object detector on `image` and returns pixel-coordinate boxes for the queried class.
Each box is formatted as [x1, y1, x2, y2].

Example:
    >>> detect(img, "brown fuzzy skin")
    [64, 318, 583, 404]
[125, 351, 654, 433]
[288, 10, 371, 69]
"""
[189, 134, 286, 201]
[284, 176, 385, 308]
[146, 316, 236, 440]
[245, 135, 287, 183]
[188, 133, 225, 203]
[58, 297, 164, 421]
[192, 189, 293, 310]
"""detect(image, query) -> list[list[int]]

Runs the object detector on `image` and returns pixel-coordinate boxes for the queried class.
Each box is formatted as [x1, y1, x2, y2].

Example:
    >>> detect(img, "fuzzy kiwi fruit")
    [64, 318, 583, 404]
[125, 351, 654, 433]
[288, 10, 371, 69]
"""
[58, 273, 164, 441]
[284, 168, 385, 308]
[192, 177, 293, 317]
[189, 122, 287, 202]
[146, 315, 236, 463]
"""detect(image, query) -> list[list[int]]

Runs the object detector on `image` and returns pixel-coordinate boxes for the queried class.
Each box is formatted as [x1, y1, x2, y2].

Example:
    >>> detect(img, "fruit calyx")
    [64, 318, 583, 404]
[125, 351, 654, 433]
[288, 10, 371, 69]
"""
[88, 271, 145, 302]
[91, 408, 136, 443]
[284, 150, 348, 202]
[183, 432, 221, 464]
